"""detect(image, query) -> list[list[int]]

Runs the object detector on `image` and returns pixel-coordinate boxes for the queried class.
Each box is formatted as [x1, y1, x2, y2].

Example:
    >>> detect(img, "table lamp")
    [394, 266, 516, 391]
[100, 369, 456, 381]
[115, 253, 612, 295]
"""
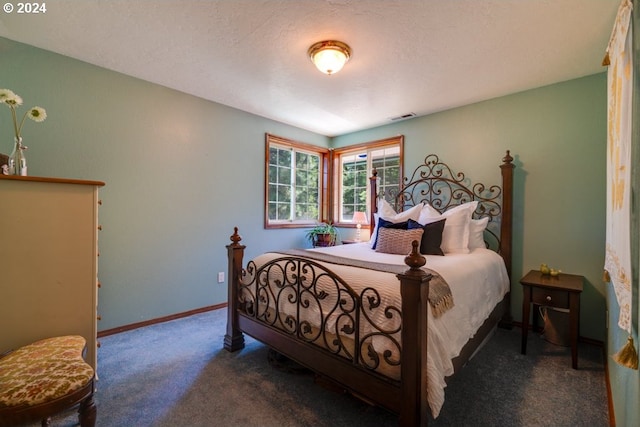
[352, 211, 368, 242]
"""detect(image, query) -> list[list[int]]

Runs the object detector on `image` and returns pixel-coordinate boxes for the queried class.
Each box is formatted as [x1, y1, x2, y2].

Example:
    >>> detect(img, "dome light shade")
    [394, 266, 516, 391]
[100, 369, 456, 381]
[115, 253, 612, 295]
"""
[308, 40, 351, 75]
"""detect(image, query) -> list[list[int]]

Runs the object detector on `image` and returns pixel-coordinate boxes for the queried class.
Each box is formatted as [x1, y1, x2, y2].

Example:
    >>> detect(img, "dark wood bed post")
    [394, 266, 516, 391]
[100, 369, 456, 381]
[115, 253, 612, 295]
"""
[224, 227, 245, 352]
[499, 150, 515, 327]
[397, 241, 431, 427]
[369, 169, 379, 232]
[499, 150, 514, 278]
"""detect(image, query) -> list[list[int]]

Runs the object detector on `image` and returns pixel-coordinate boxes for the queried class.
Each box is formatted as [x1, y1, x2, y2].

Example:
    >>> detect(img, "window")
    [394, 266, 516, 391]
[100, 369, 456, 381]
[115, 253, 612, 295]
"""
[264, 134, 402, 229]
[333, 136, 403, 224]
[265, 134, 328, 228]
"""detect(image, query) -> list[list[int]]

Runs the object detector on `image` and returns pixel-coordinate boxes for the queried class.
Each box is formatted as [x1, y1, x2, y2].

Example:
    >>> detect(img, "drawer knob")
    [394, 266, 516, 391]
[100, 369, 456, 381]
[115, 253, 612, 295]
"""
[546, 295, 552, 302]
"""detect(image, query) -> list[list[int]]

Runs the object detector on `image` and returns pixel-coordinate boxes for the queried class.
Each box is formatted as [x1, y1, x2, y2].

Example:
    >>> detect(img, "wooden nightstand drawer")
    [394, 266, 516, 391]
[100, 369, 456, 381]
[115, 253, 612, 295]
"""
[531, 287, 569, 308]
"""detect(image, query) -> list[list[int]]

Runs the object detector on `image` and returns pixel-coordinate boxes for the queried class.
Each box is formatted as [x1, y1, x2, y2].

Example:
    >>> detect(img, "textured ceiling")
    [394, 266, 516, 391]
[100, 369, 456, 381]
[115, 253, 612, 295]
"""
[0, 0, 620, 136]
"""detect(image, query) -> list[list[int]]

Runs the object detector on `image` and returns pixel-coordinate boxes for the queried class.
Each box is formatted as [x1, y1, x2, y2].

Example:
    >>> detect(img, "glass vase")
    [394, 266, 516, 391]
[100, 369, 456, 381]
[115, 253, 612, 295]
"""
[8, 136, 27, 176]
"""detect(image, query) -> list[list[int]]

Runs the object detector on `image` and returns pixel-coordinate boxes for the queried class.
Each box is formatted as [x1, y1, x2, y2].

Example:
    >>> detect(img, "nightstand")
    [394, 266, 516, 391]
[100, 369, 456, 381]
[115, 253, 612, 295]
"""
[520, 269, 584, 369]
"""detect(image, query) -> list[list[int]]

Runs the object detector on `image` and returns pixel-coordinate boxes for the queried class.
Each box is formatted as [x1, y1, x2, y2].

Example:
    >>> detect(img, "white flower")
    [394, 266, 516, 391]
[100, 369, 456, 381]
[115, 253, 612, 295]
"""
[28, 106, 46, 123]
[0, 89, 46, 138]
[6, 94, 22, 107]
[0, 89, 16, 102]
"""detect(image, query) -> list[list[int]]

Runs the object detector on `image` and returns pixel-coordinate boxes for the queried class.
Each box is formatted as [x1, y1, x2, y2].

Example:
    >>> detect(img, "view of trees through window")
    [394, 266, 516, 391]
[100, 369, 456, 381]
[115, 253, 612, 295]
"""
[266, 135, 325, 227]
[265, 134, 402, 228]
[337, 140, 402, 223]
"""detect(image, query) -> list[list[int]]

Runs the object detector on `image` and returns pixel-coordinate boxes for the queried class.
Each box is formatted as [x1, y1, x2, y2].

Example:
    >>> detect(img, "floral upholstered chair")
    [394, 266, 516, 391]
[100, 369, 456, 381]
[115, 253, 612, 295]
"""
[0, 336, 96, 427]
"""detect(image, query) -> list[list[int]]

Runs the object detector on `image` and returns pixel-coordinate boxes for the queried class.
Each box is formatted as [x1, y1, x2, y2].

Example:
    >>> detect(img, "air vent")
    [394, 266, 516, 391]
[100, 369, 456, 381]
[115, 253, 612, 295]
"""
[390, 112, 416, 121]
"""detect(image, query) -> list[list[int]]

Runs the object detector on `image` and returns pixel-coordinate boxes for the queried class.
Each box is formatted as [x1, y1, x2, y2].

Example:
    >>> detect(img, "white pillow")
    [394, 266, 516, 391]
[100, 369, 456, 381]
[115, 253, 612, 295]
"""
[418, 201, 478, 254]
[417, 203, 441, 224]
[468, 217, 489, 250]
[377, 199, 398, 217]
[368, 200, 424, 248]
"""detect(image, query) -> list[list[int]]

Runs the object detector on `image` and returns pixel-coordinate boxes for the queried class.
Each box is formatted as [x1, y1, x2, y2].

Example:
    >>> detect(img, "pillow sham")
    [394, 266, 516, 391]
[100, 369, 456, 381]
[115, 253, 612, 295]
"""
[374, 227, 424, 255]
[407, 218, 446, 256]
[468, 217, 489, 250]
[418, 201, 478, 254]
[368, 200, 424, 248]
[371, 217, 410, 249]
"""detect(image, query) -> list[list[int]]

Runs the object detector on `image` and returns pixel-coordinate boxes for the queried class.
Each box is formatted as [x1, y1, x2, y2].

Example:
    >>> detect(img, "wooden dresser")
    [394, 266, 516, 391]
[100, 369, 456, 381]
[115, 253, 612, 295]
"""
[0, 175, 104, 369]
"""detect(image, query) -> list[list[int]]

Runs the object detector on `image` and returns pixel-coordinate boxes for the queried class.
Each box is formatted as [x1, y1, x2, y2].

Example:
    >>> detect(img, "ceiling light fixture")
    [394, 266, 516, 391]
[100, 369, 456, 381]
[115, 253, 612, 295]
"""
[308, 40, 351, 75]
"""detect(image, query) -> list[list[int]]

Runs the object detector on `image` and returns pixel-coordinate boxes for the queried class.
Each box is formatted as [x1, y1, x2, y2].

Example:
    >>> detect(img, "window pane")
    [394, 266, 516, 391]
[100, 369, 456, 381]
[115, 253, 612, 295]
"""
[278, 149, 291, 167]
[268, 184, 278, 202]
[296, 169, 308, 186]
[343, 205, 355, 218]
[277, 167, 291, 185]
[265, 135, 325, 226]
[268, 202, 277, 219]
[294, 154, 319, 221]
[309, 155, 319, 169]
[343, 187, 355, 205]
[269, 148, 278, 165]
[277, 203, 291, 220]
[296, 187, 308, 203]
[268, 165, 278, 183]
[340, 151, 369, 222]
[296, 151, 310, 169]
[337, 138, 402, 223]
[277, 184, 290, 201]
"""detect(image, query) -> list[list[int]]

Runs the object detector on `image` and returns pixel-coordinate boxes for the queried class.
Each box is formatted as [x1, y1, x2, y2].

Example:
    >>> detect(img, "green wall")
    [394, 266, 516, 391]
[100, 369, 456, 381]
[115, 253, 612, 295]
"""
[0, 38, 329, 330]
[3, 32, 629, 423]
[0, 39, 609, 342]
[335, 73, 608, 342]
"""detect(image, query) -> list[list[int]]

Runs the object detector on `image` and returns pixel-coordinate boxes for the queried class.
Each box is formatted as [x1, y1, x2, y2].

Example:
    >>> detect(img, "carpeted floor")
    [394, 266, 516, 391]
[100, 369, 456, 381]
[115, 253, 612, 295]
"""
[35, 308, 609, 427]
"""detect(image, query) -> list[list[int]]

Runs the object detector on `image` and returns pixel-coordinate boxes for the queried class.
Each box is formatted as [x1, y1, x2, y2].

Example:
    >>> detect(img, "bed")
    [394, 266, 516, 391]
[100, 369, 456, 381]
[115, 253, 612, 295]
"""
[224, 151, 515, 426]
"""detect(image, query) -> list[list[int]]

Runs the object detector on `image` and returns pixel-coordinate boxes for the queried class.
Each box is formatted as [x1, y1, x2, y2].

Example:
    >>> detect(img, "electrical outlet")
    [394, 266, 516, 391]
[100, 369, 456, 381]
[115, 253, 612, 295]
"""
[217, 272, 225, 283]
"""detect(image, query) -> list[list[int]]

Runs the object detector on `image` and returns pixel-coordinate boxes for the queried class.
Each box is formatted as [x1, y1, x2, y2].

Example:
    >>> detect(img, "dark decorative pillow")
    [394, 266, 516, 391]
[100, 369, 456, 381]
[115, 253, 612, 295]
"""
[375, 227, 424, 255]
[408, 218, 446, 256]
[372, 217, 409, 249]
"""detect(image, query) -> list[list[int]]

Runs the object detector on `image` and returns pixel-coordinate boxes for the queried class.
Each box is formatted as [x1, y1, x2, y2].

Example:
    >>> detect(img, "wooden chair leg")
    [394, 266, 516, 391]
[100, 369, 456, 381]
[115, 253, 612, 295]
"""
[79, 393, 97, 427]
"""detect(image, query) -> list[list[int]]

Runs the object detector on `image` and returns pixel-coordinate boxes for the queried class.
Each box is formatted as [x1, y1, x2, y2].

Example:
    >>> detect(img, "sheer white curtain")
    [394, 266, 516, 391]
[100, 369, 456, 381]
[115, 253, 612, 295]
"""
[604, 0, 637, 369]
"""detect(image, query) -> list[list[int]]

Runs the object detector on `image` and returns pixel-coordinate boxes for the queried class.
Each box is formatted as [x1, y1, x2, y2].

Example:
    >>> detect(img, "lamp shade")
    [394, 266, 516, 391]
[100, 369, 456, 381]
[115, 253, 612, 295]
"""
[352, 211, 367, 224]
[308, 40, 351, 75]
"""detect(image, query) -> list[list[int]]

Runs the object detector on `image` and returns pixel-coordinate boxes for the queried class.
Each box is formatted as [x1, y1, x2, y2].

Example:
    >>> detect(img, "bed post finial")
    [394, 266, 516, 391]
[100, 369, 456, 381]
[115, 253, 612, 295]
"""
[230, 227, 242, 246]
[404, 240, 426, 270]
[503, 150, 513, 165]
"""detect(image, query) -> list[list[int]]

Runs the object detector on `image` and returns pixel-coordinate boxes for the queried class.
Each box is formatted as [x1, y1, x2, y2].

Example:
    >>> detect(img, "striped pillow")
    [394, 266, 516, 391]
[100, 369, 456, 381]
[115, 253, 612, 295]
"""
[374, 227, 424, 255]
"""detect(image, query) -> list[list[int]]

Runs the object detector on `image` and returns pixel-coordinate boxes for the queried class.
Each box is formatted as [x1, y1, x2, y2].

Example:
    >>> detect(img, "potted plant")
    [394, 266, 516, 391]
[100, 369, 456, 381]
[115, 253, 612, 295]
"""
[305, 222, 339, 247]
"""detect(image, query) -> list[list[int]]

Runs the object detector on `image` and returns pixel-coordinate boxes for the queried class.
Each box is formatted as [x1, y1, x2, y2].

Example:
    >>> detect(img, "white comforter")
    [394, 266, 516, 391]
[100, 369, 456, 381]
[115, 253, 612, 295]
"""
[252, 243, 509, 418]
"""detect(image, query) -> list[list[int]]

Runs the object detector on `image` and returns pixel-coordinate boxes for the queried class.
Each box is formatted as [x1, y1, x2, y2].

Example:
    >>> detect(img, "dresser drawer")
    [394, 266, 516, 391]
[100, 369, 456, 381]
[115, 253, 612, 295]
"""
[530, 287, 569, 309]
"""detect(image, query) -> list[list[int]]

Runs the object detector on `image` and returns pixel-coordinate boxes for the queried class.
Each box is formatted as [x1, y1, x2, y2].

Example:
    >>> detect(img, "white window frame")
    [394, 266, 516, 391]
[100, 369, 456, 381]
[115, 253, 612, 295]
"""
[265, 134, 328, 229]
[333, 136, 403, 226]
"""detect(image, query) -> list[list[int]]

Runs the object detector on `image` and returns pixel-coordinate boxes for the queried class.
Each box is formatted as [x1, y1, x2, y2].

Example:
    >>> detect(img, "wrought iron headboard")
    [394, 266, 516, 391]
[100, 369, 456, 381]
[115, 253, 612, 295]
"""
[369, 152, 514, 273]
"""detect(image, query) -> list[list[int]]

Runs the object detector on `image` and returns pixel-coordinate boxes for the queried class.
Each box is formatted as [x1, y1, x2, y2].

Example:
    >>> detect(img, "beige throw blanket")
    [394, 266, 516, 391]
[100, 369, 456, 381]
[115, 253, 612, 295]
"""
[275, 249, 454, 318]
